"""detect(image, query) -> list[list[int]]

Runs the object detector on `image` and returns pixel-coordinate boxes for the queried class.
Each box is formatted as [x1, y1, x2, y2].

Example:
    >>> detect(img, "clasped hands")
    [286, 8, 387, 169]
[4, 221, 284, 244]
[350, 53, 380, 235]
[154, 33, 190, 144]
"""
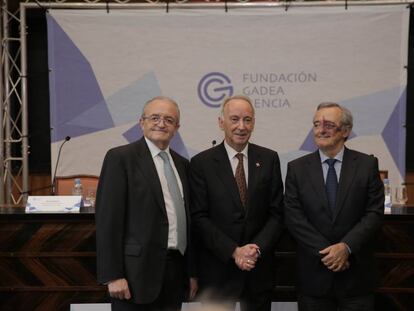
[232, 244, 260, 271]
[319, 242, 350, 272]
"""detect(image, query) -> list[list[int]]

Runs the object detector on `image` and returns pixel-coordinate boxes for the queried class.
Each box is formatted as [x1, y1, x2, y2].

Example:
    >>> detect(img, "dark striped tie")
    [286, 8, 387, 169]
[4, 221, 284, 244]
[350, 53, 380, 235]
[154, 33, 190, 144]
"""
[325, 158, 338, 212]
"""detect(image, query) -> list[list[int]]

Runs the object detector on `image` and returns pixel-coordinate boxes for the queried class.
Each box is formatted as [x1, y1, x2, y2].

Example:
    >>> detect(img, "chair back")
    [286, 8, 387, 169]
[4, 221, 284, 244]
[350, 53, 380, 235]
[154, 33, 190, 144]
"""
[55, 175, 99, 195]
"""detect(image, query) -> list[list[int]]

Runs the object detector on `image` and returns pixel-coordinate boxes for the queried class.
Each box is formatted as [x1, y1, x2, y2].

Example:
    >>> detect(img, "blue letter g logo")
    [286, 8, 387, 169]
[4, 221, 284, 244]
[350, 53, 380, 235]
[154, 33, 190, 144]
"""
[198, 72, 233, 108]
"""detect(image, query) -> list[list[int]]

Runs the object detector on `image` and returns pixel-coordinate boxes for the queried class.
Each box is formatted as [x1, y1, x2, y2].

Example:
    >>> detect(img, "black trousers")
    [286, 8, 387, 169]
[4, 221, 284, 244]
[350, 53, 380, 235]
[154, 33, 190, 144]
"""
[239, 286, 272, 311]
[298, 293, 374, 311]
[199, 274, 272, 311]
[112, 250, 185, 311]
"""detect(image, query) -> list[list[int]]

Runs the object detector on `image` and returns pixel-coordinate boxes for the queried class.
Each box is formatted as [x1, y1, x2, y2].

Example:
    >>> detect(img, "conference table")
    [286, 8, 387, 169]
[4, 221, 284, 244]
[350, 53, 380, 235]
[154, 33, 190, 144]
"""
[0, 205, 413, 310]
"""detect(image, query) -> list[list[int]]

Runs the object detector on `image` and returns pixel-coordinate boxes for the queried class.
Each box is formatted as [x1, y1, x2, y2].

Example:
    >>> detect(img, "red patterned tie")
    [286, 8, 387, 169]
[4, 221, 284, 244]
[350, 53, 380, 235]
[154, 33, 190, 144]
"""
[235, 153, 248, 209]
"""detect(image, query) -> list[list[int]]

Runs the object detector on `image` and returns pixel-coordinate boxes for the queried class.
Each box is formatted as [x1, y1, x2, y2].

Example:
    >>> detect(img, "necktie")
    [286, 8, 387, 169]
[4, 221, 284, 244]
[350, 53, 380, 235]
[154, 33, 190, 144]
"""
[325, 158, 338, 212]
[235, 153, 248, 209]
[159, 151, 187, 255]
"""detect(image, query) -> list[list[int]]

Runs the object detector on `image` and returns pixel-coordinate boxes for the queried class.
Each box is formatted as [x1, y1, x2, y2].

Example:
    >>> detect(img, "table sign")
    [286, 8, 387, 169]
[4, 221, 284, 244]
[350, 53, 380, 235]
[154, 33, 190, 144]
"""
[26, 196, 82, 212]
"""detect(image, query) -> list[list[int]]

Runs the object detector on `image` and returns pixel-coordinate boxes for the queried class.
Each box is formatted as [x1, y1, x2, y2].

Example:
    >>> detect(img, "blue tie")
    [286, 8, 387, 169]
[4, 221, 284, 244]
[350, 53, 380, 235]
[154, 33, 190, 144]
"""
[325, 158, 338, 212]
[159, 151, 187, 255]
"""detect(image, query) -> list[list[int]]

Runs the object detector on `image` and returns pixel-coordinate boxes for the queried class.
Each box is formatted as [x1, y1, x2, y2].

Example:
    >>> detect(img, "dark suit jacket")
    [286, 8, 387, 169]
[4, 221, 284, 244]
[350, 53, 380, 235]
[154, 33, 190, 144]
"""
[190, 142, 284, 296]
[95, 137, 192, 304]
[284, 147, 384, 297]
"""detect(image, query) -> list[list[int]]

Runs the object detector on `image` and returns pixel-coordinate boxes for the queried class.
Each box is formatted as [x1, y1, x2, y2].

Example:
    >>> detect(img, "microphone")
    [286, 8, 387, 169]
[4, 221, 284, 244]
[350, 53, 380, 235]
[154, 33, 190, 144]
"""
[212, 140, 217, 147]
[20, 136, 71, 195]
[51, 136, 71, 195]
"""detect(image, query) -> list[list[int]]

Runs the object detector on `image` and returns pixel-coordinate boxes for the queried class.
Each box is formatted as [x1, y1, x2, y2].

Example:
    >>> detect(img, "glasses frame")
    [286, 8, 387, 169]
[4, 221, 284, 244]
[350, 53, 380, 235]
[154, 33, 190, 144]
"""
[313, 120, 342, 132]
[142, 114, 178, 127]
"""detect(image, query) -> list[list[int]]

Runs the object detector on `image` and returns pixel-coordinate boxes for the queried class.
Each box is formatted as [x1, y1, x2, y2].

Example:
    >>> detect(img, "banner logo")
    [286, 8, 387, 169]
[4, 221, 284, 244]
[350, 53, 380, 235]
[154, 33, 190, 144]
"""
[198, 72, 233, 108]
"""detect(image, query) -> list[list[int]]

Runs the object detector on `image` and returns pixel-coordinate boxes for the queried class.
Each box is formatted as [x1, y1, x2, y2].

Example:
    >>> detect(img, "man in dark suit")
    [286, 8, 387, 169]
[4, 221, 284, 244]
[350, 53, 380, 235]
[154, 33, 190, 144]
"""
[190, 95, 284, 311]
[284, 102, 384, 311]
[96, 96, 197, 311]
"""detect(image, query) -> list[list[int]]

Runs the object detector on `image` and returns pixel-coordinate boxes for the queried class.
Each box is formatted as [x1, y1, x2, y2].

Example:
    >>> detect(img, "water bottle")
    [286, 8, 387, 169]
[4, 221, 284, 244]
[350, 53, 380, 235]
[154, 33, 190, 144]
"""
[72, 178, 84, 198]
[383, 178, 392, 212]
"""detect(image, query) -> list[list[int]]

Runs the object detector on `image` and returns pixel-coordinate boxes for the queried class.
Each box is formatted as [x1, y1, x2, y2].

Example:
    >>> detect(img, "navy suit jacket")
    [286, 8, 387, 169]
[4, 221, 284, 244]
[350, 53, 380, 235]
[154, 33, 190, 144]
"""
[284, 147, 384, 296]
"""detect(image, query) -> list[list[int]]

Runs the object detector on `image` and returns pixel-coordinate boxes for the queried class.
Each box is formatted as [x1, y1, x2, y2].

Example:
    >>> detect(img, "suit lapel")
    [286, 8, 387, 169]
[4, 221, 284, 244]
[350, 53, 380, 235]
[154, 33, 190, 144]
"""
[333, 148, 358, 221]
[247, 145, 261, 214]
[307, 151, 332, 218]
[134, 138, 166, 216]
[213, 143, 244, 211]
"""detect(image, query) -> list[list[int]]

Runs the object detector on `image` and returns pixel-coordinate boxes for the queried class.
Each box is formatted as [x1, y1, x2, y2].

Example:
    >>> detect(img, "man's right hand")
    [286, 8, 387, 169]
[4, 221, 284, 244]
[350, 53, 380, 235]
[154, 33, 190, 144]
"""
[232, 244, 260, 271]
[107, 278, 131, 300]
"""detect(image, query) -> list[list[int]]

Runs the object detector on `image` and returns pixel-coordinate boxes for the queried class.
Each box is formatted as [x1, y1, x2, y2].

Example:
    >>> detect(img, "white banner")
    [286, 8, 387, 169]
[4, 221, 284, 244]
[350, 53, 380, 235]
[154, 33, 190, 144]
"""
[47, 5, 408, 186]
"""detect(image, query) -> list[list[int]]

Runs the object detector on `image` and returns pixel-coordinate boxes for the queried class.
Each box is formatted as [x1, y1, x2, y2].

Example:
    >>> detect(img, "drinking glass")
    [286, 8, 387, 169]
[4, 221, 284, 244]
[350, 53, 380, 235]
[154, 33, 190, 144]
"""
[84, 188, 96, 207]
[394, 185, 408, 205]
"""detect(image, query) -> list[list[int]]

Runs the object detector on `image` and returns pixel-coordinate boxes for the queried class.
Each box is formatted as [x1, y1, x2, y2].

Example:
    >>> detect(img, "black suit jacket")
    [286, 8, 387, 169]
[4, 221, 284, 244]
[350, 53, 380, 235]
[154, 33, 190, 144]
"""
[190, 142, 284, 295]
[95, 138, 192, 304]
[284, 147, 384, 297]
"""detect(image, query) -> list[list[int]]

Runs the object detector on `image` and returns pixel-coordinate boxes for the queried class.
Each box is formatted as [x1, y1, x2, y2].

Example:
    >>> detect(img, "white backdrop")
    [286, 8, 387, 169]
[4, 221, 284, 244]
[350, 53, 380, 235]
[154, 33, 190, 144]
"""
[47, 5, 408, 186]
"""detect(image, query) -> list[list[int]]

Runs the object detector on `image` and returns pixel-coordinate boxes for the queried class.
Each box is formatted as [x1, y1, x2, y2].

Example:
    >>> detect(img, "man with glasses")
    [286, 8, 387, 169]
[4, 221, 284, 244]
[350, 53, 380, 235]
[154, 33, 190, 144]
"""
[96, 96, 197, 311]
[284, 102, 384, 311]
[190, 95, 284, 310]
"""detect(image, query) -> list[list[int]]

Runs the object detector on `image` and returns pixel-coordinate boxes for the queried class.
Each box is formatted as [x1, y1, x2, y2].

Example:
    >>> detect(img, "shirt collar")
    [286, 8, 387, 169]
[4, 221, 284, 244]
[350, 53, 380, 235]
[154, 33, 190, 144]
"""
[319, 147, 344, 164]
[224, 140, 249, 159]
[144, 137, 170, 158]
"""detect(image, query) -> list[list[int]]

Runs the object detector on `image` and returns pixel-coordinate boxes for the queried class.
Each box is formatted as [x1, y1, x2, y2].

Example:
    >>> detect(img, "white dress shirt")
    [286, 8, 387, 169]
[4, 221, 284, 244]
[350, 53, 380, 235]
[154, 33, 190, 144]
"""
[319, 147, 344, 183]
[145, 137, 183, 250]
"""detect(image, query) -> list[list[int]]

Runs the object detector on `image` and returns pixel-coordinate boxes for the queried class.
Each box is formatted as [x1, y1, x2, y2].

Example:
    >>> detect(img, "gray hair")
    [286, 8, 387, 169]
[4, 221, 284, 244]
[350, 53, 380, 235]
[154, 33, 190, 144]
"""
[317, 102, 353, 132]
[141, 96, 180, 122]
[220, 95, 255, 117]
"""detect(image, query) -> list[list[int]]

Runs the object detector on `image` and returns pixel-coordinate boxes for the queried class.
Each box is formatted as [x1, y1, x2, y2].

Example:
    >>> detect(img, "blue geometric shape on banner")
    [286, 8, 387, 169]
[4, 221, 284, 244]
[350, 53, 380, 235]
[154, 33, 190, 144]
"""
[48, 14, 164, 142]
[299, 86, 405, 170]
[67, 72, 161, 128]
[47, 14, 113, 142]
[106, 72, 161, 126]
[123, 126, 141, 144]
[65, 98, 114, 129]
[123, 126, 189, 160]
[299, 129, 356, 152]
[341, 87, 403, 136]
[381, 88, 406, 177]
[299, 129, 317, 152]
[170, 133, 190, 160]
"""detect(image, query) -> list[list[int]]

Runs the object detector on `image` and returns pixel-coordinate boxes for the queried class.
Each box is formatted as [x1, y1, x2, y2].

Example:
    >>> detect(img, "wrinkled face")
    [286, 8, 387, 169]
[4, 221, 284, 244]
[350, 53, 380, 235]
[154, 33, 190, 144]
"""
[139, 99, 180, 150]
[219, 99, 255, 152]
[313, 107, 349, 154]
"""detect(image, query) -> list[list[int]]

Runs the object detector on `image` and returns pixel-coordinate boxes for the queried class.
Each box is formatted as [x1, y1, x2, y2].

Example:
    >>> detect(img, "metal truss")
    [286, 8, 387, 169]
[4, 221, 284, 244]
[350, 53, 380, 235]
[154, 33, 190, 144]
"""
[0, 0, 410, 206]
[0, 0, 28, 206]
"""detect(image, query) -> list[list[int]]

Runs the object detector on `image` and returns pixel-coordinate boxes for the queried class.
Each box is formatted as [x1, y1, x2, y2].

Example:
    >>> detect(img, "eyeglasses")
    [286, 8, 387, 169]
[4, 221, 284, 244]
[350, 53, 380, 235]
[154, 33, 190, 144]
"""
[142, 115, 178, 126]
[313, 121, 341, 132]
[229, 116, 254, 125]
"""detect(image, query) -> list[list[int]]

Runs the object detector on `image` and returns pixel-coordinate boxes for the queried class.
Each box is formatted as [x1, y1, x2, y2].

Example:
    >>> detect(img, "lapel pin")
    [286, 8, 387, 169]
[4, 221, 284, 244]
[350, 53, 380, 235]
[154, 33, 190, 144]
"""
[256, 162, 260, 167]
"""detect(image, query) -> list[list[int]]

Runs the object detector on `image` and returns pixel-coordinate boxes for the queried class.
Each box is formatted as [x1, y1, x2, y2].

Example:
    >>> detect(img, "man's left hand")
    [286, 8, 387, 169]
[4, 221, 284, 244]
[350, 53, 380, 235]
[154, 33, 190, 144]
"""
[188, 277, 198, 300]
[319, 242, 350, 272]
